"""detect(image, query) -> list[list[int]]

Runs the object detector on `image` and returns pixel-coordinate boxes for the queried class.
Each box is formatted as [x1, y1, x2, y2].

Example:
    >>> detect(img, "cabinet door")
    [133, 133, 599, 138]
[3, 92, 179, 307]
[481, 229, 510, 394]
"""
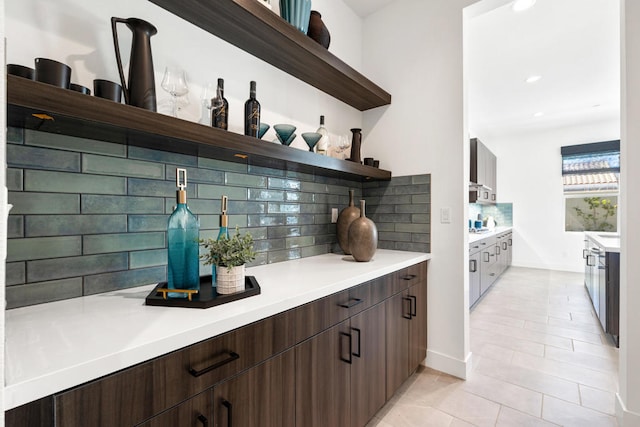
[137, 392, 211, 427]
[385, 292, 410, 400]
[480, 246, 495, 294]
[408, 280, 428, 372]
[469, 251, 481, 308]
[350, 303, 386, 427]
[212, 350, 294, 427]
[295, 321, 351, 427]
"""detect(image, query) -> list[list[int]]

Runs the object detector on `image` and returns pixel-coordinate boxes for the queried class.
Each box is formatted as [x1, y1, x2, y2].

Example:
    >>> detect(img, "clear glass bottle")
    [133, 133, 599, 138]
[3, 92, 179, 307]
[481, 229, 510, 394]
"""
[211, 195, 231, 289]
[167, 168, 200, 298]
[316, 115, 329, 155]
[211, 78, 229, 130]
[244, 81, 261, 137]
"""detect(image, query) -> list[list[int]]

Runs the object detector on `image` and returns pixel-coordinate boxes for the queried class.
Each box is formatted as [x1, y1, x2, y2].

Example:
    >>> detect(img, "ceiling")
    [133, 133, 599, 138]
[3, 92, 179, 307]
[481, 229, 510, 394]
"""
[344, 0, 620, 140]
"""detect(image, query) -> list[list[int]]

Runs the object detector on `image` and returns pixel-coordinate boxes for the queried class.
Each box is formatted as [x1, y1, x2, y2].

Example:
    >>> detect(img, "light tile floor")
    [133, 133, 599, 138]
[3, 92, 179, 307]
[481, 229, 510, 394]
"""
[367, 267, 619, 426]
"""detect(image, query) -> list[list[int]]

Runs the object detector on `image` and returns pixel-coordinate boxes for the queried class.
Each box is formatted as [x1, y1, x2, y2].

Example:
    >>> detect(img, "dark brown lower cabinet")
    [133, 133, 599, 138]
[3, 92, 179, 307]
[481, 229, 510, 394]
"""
[136, 391, 212, 427]
[350, 303, 386, 427]
[385, 279, 428, 400]
[408, 280, 428, 371]
[295, 320, 351, 427]
[213, 350, 295, 427]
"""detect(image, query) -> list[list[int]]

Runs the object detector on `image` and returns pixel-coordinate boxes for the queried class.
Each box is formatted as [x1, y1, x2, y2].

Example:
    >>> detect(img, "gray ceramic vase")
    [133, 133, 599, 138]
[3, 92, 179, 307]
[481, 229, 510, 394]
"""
[348, 199, 378, 262]
[337, 189, 360, 255]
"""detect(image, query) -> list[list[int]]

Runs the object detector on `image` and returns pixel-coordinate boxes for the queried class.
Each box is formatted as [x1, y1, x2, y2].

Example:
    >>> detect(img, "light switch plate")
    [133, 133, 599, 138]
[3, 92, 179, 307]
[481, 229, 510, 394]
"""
[331, 208, 338, 223]
[440, 207, 451, 224]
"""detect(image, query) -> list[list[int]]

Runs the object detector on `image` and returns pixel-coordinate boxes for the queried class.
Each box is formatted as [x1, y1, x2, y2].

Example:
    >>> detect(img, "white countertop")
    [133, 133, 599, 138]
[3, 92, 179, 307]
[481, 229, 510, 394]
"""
[585, 232, 621, 253]
[468, 226, 513, 244]
[4, 250, 431, 410]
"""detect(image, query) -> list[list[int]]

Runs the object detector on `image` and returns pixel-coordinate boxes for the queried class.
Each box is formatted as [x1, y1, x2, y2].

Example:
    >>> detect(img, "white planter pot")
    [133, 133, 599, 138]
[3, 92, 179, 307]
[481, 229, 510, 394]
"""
[216, 264, 245, 294]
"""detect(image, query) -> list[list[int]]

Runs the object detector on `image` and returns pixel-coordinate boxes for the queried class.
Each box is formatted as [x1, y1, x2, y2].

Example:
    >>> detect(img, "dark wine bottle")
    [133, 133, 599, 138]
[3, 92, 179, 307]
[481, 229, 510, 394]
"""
[211, 78, 229, 130]
[244, 81, 261, 138]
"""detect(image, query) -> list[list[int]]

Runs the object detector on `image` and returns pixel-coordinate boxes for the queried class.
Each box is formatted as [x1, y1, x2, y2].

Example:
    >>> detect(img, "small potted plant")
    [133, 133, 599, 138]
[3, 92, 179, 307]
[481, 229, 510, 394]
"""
[200, 227, 257, 294]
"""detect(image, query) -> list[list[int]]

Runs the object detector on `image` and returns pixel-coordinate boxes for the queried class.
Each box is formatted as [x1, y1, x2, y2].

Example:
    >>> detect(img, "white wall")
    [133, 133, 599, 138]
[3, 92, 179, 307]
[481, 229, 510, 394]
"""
[361, 0, 476, 378]
[5, 0, 364, 148]
[618, 0, 640, 423]
[478, 119, 619, 273]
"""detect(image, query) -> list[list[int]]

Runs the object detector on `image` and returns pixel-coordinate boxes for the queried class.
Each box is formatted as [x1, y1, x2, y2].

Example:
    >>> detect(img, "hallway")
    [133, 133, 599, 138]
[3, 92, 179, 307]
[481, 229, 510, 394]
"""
[368, 267, 619, 426]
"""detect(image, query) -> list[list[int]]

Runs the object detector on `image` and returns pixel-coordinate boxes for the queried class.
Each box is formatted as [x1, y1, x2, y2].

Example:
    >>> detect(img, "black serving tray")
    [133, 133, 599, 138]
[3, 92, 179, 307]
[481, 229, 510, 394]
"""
[145, 275, 261, 309]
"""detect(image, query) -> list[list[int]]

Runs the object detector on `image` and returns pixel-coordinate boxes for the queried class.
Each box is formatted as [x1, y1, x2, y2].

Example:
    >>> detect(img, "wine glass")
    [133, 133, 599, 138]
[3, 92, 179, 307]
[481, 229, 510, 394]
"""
[335, 134, 351, 159]
[161, 66, 189, 117]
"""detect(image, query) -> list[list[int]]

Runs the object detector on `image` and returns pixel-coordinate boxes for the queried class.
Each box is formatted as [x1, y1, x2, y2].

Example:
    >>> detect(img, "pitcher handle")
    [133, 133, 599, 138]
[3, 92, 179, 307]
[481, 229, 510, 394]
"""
[111, 17, 130, 105]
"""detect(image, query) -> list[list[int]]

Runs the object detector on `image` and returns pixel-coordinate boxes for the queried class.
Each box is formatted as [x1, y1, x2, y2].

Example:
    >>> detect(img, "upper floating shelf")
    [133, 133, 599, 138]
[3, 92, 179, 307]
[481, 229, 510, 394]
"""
[148, 0, 392, 111]
[7, 76, 392, 182]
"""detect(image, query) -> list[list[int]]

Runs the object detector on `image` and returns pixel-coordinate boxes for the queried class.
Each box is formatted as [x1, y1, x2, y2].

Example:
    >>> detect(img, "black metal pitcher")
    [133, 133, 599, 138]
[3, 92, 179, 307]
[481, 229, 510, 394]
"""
[111, 17, 157, 112]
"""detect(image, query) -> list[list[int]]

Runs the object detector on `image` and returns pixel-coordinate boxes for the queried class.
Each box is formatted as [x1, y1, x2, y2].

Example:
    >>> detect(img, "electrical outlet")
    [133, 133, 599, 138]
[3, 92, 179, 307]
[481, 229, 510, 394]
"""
[331, 208, 339, 223]
[440, 207, 451, 224]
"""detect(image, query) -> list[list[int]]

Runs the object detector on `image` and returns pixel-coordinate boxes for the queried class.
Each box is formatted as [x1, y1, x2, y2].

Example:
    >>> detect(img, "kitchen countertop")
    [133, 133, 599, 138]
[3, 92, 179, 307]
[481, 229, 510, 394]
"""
[4, 250, 431, 410]
[585, 231, 620, 253]
[468, 226, 513, 244]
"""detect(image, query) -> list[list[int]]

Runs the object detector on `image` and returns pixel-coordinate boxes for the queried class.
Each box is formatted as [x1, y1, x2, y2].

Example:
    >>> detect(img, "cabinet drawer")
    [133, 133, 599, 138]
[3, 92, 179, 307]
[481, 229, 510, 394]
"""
[394, 261, 427, 293]
[347, 273, 394, 316]
[136, 390, 212, 427]
[293, 289, 350, 343]
[56, 311, 295, 427]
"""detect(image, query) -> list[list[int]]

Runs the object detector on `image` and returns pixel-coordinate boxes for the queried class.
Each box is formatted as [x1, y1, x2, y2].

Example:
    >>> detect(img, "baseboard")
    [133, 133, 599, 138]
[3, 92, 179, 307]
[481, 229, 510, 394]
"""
[616, 393, 640, 426]
[424, 349, 471, 380]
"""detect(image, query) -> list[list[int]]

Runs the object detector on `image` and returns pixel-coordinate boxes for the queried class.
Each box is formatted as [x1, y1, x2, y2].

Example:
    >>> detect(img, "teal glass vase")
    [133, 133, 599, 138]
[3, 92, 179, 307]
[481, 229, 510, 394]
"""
[167, 204, 200, 298]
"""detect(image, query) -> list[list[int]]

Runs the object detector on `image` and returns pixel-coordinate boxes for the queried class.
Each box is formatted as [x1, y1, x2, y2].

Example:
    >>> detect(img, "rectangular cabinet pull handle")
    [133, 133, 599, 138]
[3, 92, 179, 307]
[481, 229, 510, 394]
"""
[409, 295, 417, 317]
[338, 298, 363, 309]
[189, 351, 240, 377]
[402, 274, 417, 281]
[339, 331, 353, 364]
[402, 297, 413, 319]
[222, 399, 233, 427]
[197, 414, 209, 427]
[351, 327, 362, 358]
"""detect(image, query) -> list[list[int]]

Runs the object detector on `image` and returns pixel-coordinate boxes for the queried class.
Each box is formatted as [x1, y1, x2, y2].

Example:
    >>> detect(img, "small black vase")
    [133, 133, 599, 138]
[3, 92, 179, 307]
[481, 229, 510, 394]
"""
[307, 10, 331, 49]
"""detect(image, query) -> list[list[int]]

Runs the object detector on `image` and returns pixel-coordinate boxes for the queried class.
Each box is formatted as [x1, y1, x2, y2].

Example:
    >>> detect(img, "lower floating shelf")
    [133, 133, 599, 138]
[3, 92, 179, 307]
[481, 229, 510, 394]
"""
[145, 275, 261, 308]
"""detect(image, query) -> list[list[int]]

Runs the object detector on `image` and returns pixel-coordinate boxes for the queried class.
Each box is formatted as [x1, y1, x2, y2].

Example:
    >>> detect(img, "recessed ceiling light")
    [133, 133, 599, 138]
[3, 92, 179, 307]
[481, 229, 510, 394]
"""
[512, 0, 536, 12]
[526, 75, 542, 83]
[534, 111, 544, 117]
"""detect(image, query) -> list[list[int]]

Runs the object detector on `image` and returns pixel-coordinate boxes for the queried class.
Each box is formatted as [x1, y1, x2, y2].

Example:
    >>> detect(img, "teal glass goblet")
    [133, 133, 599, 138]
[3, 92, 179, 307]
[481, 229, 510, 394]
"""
[274, 124, 296, 146]
[258, 123, 270, 139]
[302, 132, 322, 152]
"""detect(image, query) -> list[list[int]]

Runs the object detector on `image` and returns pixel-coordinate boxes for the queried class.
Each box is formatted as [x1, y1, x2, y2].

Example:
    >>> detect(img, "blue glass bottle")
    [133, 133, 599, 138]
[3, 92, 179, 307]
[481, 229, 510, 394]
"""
[167, 168, 200, 298]
[212, 195, 230, 289]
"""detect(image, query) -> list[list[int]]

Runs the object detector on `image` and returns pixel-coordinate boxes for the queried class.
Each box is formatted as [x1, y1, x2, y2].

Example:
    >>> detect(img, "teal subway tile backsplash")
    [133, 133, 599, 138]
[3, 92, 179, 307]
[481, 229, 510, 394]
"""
[26, 215, 127, 237]
[9, 192, 80, 214]
[83, 154, 165, 179]
[7, 236, 81, 262]
[8, 145, 80, 172]
[83, 232, 165, 255]
[6, 127, 431, 308]
[82, 195, 163, 214]
[7, 168, 23, 191]
[83, 267, 166, 295]
[27, 253, 128, 283]
[25, 129, 126, 157]
[24, 170, 126, 195]
[6, 278, 84, 309]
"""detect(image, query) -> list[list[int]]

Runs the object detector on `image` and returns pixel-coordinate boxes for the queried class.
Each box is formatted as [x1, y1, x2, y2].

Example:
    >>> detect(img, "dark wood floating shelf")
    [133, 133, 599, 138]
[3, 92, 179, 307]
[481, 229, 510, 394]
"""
[7, 76, 392, 182]
[148, 0, 391, 111]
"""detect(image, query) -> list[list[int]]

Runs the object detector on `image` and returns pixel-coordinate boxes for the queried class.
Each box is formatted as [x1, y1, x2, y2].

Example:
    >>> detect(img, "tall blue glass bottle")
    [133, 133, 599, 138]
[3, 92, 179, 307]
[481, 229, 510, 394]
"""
[167, 168, 200, 298]
[212, 195, 230, 289]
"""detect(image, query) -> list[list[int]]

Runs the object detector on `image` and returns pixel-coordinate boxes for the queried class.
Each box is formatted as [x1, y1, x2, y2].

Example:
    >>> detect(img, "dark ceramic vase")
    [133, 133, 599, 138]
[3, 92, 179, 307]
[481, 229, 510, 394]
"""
[348, 200, 378, 262]
[337, 189, 360, 255]
[349, 128, 362, 163]
[307, 10, 331, 49]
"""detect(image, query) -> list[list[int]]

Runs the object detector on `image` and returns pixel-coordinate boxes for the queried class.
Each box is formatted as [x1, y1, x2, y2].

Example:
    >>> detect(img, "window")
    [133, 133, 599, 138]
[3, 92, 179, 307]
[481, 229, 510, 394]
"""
[562, 140, 619, 232]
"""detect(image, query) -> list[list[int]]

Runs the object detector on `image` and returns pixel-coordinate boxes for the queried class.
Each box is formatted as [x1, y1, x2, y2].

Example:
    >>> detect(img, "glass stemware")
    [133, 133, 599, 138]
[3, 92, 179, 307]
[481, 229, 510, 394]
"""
[199, 82, 223, 125]
[302, 132, 322, 152]
[274, 124, 297, 146]
[161, 66, 189, 117]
